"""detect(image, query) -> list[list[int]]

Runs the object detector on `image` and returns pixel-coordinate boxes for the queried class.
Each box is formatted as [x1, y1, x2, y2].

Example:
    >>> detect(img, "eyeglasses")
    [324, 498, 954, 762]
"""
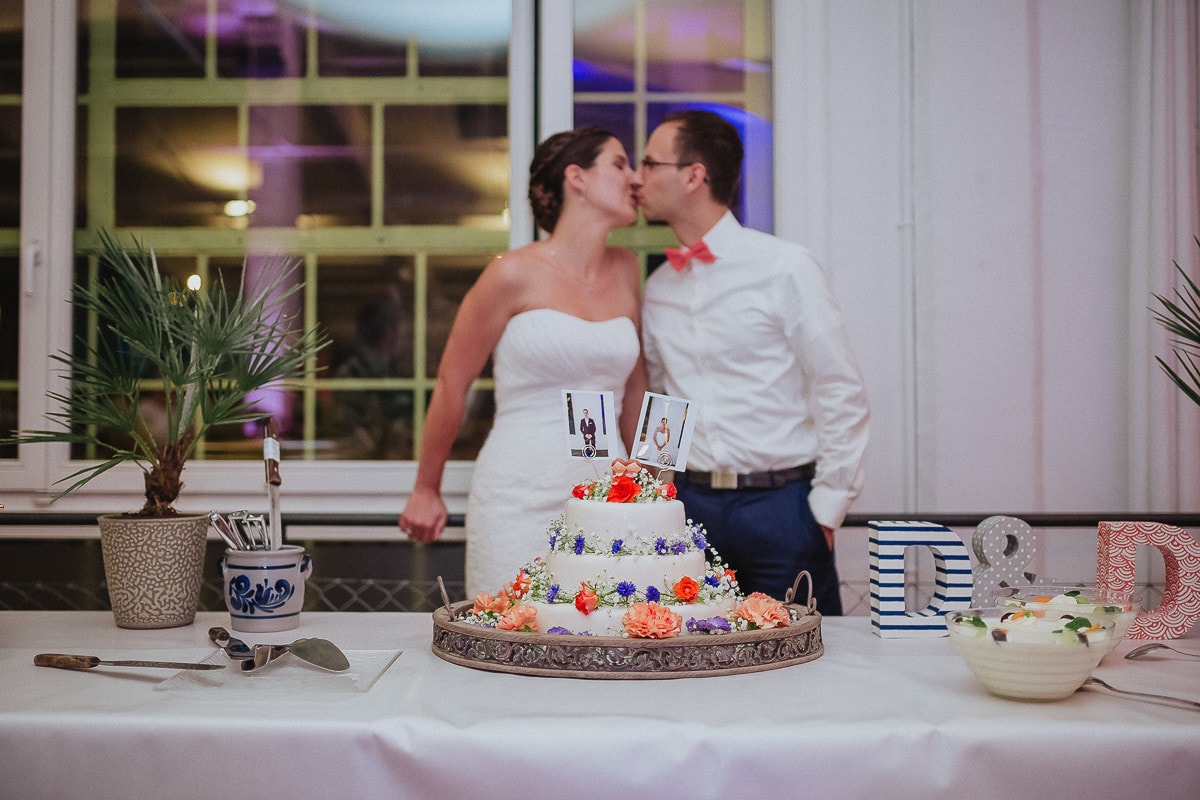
[640, 157, 697, 170]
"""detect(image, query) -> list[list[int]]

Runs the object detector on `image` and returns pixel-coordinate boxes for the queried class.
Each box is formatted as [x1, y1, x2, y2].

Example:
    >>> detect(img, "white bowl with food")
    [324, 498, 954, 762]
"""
[945, 606, 1115, 701]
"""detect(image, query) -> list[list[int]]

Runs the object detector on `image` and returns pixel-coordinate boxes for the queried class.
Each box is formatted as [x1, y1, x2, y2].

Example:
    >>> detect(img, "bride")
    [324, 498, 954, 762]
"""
[399, 127, 647, 597]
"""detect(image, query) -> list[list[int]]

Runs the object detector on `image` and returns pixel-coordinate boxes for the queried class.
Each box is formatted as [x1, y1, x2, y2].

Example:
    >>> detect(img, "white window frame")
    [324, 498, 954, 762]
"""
[6, 0, 798, 524]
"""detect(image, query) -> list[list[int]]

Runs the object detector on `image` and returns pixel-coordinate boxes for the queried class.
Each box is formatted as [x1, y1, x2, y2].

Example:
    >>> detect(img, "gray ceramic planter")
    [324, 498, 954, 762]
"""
[98, 513, 209, 629]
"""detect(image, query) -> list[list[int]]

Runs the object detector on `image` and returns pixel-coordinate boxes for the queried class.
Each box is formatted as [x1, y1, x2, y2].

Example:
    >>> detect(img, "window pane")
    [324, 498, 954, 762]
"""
[0, 255, 16, 382]
[0, 0, 20, 94]
[215, 0, 305, 79]
[317, 256, 415, 461]
[0, 0, 20, 460]
[573, 102, 635, 162]
[115, 106, 239, 227]
[417, 43, 507, 78]
[0, 105, 18, 228]
[426, 256, 491, 379]
[574, 3, 634, 92]
[317, 29, 407, 78]
[383, 104, 508, 227]
[437, 387, 494, 461]
[644, 0, 748, 93]
[574, 0, 773, 234]
[319, 389, 414, 460]
[249, 105, 372, 228]
[116, 0, 207, 79]
[74, 1, 511, 468]
[0, 252, 17, 456]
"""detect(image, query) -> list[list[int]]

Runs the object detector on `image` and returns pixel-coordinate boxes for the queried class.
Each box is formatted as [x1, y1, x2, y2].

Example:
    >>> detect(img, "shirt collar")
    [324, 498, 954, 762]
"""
[692, 210, 741, 261]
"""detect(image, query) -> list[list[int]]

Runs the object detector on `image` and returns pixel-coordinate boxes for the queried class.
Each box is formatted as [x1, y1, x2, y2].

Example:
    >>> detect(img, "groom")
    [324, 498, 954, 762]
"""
[637, 110, 869, 614]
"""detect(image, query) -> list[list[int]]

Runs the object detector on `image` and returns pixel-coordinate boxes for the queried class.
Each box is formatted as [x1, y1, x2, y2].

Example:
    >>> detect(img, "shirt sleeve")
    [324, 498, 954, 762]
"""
[782, 254, 870, 530]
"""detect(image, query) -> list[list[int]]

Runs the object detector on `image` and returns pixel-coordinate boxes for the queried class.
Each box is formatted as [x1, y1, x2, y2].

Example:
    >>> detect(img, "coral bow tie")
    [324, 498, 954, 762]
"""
[664, 239, 716, 271]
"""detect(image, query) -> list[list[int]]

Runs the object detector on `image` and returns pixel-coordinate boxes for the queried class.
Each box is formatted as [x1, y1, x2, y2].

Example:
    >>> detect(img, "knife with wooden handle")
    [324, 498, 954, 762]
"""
[35, 653, 225, 671]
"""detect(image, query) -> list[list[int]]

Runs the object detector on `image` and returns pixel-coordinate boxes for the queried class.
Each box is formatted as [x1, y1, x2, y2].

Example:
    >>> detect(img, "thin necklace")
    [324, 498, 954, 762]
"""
[547, 247, 596, 293]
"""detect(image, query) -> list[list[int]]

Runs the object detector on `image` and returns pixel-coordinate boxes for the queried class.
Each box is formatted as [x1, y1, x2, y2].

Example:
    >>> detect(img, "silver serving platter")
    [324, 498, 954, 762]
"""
[431, 601, 823, 679]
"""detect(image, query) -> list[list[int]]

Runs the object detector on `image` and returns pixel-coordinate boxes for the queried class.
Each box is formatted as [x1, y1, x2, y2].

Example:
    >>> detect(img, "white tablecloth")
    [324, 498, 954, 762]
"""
[1, 611, 1197, 800]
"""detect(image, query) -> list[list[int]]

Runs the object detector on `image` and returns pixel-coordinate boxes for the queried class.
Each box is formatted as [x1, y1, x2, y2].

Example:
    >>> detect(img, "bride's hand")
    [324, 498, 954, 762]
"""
[399, 486, 449, 543]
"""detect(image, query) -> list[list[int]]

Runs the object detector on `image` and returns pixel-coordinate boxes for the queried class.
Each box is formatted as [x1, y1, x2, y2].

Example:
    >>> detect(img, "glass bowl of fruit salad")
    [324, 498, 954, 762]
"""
[945, 606, 1115, 701]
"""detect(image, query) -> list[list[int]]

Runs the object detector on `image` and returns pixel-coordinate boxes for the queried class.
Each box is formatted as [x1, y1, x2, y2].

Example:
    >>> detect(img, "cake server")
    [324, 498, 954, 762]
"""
[35, 653, 224, 671]
[209, 626, 254, 660]
[240, 638, 350, 673]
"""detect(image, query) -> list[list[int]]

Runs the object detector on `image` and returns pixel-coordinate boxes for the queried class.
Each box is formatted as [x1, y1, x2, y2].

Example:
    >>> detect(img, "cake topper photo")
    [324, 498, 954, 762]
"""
[633, 391, 695, 472]
[561, 389, 616, 460]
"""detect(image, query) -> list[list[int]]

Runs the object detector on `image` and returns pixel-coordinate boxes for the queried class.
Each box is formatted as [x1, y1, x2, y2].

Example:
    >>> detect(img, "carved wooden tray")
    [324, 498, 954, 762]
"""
[431, 601, 823, 679]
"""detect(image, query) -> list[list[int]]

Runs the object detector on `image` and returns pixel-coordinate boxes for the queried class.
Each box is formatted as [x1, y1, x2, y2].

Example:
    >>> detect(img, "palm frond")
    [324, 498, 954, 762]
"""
[1151, 236, 1200, 407]
[3, 230, 330, 512]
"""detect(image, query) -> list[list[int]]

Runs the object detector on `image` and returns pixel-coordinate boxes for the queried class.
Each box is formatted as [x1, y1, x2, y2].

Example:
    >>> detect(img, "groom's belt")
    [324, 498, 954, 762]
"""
[674, 462, 815, 490]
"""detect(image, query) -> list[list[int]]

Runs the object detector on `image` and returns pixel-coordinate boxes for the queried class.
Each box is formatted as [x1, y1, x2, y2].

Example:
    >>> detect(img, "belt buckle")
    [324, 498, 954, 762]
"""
[710, 469, 738, 490]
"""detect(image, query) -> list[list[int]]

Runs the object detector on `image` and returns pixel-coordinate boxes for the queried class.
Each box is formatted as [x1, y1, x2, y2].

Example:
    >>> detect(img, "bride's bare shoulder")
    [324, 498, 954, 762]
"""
[478, 244, 548, 290]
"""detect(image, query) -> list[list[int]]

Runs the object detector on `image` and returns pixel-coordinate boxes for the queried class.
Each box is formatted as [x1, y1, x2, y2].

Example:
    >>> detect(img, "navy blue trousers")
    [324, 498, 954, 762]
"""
[678, 479, 844, 615]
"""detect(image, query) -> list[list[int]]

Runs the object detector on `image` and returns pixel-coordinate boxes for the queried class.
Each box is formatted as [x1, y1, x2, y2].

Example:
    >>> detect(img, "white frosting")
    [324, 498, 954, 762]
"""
[526, 598, 737, 636]
[544, 551, 706, 594]
[563, 498, 685, 545]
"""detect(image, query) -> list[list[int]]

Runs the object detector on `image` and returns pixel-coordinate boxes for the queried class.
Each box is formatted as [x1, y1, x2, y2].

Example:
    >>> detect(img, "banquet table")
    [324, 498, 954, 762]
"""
[1, 611, 1198, 800]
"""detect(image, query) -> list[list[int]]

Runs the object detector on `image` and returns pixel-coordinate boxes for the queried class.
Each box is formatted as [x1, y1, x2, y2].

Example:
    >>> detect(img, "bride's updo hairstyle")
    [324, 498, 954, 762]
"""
[528, 126, 616, 233]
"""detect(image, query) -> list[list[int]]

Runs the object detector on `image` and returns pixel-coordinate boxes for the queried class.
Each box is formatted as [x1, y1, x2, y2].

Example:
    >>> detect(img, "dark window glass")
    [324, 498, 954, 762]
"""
[114, 106, 239, 227]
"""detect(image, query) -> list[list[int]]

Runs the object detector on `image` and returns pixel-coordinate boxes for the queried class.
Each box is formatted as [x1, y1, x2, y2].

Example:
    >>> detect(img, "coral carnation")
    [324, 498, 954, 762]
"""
[496, 605, 538, 632]
[623, 602, 683, 638]
[734, 592, 792, 629]
[472, 591, 512, 615]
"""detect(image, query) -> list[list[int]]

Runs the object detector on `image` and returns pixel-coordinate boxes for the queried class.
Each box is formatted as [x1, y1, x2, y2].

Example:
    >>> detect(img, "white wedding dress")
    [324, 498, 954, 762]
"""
[464, 308, 640, 597]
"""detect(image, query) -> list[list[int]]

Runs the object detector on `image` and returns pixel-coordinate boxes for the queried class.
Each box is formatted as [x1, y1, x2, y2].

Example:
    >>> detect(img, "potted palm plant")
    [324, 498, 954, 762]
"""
[8, 230, 329, 628]
[1152, 237, 1200, 409]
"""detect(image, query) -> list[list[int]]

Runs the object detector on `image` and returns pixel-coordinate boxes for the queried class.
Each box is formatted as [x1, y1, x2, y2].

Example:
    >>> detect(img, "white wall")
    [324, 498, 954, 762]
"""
[787, 1, 1163, 518]
[777, 1, 1196, 613]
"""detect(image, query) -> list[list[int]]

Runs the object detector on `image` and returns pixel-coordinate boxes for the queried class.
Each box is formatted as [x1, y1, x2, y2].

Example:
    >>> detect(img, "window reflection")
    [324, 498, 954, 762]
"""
[115, 0, 207, 79]
[574, 0, 772, 233]
[441, 388, 495, 461]
[0, 0, 19, 94]
[317, 28, 407, 77]
[0, 254, 17, 458]
[215, 0, 306, 79]
[317, 256, 415, 460]
[115, 107, 240, 227]
[426, 256, 492, 380]
[0, 106, 18, 228]
[383, 105, 508, 227]
[644, 0, 748, 93]
[249, 105, 372, 228]
[77, 1, 512, 468]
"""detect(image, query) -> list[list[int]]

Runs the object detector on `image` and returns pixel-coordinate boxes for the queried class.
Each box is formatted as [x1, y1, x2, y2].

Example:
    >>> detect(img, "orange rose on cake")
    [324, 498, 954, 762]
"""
[622, 601, 683, 638]
[673, 575, 699, 603]
[605, 475, 640, 503]
[574, 583, 599, 615]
